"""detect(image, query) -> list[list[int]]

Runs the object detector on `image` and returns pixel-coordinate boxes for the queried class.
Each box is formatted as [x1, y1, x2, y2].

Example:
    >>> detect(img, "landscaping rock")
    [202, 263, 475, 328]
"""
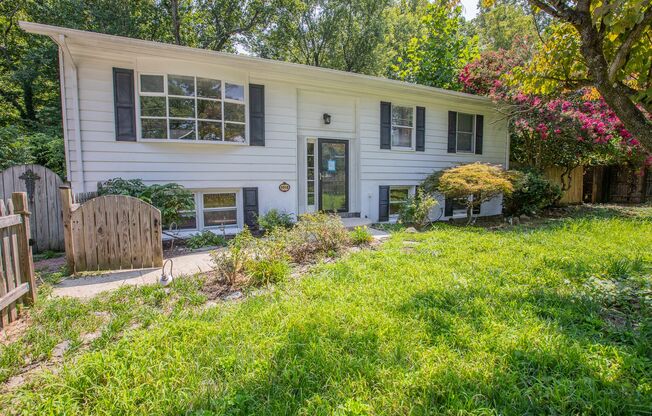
[405, 227, 418, 233]
[51, 340, 71, 358]
[225, 291, 243, 301]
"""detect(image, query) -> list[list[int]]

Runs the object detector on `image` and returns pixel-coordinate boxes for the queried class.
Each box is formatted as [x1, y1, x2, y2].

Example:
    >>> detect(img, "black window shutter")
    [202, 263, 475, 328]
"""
[113, 68, 136, 141]
[444, 197, 453, 217]
[472, 193, 481, 214]
[380, 102, 391, 149]
[243, 187, 259, 229]
[249, 84, 265, 146]
[447, 111, 457, 153]
[416, 106, 425, 151]
[379, 186, 390, 221]
[475, 114, 484, 154]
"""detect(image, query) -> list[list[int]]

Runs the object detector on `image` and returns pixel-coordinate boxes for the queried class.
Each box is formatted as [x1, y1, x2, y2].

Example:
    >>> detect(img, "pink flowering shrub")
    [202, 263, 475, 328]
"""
[458, 46, 650, 176]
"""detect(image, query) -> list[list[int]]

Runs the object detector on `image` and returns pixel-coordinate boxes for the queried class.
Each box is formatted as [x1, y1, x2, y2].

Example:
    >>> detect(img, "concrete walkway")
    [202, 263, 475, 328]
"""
[53, 250, 215, 299]
[53, 227, 391, 299]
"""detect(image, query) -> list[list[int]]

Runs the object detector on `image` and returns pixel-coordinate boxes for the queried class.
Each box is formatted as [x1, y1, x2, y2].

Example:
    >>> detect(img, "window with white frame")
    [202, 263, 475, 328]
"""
[139, 74, 246, 143]
[391, 105, 414, 148]
[456, 113, 475, 152]
[203, 193, 237, 227]
[174, 191, 238, 230]
[306, 140, 316, 207]
[389, 187, 410, 216]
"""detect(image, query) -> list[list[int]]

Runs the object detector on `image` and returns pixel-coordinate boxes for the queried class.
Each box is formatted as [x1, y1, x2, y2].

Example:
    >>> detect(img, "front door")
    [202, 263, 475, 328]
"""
[318, 139, 348, 212]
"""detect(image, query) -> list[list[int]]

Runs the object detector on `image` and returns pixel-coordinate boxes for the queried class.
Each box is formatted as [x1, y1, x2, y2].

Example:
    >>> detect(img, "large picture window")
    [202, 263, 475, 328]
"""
[456, 113, 475, 152]
[139, 74, 246, 143]
[391, 105, 414, 148]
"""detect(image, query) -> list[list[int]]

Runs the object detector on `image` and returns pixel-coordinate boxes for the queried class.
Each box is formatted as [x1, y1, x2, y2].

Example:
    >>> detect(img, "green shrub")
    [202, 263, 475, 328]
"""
[97, 178, 147, 196]
[98, 178, 194, 226]
[504, 169, 562, 216]
[186, 231, 226, 249]
[245, 256, 291, 286]
[211, 227, 290, 287]
[258, 209, 294, 232]
[284, 212, 350, 263]
[210, 227, 256, 286]
[350, 226, 373, 245]
[398, 188, 438, 228]
[431, 162, 513, 224]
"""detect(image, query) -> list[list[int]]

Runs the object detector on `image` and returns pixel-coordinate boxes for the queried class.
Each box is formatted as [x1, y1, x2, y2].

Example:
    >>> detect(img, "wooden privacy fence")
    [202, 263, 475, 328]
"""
[0, 193, 36, 328]
[60, 187, 163, 273]
[0, 164, 65, 252]
[543, 166, 584, 204]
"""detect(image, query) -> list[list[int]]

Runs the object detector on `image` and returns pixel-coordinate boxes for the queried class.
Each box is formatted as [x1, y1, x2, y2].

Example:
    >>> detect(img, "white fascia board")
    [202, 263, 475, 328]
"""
[19, 21, 493, 107]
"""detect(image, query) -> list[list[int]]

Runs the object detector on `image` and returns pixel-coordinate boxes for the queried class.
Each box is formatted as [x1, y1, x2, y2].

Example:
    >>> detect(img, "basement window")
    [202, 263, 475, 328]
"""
[389, 187, 410, 216]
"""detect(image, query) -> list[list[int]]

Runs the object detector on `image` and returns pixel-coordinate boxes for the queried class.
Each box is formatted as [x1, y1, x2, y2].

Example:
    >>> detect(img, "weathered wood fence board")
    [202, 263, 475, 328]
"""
[543, 166, 584, 204]
[0, 165, 64, 252]
[0, 193, 37, 329]
[60, 188, 163, 273]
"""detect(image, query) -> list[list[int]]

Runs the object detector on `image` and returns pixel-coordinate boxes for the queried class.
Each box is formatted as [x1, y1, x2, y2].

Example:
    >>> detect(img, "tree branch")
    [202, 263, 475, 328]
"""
[607, 7, 652, 82]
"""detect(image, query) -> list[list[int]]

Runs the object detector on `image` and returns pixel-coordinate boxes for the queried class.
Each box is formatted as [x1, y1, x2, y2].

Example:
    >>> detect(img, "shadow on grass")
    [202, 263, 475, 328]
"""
[399, 279, 652, 415]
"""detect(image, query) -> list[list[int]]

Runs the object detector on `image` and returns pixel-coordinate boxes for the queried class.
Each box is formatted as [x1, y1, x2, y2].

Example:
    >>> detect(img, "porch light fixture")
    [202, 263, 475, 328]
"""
[323, 113, 331, 125]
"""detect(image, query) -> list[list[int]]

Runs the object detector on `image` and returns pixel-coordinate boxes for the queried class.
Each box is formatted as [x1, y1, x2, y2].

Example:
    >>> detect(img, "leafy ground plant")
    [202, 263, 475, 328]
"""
[350, 226, 373, 245]
[185, 231, 226, 250]
[1, 206, 651, 414]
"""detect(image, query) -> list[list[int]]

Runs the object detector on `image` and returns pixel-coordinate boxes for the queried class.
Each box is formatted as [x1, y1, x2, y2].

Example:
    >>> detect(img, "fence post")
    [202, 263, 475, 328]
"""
[12, 192, 37, 305]
[59, 185, 75, 272]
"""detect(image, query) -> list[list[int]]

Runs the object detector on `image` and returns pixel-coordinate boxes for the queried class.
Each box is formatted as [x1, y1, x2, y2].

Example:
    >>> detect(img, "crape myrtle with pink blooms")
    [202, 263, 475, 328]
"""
[458, 43, 651, 189]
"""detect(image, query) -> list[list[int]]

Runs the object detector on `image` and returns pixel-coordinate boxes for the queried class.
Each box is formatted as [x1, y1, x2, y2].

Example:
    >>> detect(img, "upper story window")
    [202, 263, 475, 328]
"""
[456, 113, 475, 152]
[139, 74, 246, 143]
[391, 105, 414, 148]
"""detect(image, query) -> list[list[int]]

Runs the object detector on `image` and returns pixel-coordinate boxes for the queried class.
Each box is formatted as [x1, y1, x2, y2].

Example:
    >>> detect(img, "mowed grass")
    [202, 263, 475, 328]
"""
[3, 207, 652, 415]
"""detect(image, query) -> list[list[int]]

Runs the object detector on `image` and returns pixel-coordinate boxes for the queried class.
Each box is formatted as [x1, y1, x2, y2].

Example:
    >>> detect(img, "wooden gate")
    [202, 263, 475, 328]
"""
[60, 188, 163, 272]
[0, 193, 36, 328]
[0, 165, 64, 252]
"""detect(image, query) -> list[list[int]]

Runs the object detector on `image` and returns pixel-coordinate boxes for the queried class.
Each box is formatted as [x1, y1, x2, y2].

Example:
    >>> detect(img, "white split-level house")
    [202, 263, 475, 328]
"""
[21, 21, 509, 234]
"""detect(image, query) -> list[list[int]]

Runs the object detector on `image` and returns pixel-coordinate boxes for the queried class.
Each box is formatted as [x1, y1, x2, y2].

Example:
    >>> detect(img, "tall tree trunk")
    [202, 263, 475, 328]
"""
[574, 21, 652, 150]
[170, 0, 181, 45]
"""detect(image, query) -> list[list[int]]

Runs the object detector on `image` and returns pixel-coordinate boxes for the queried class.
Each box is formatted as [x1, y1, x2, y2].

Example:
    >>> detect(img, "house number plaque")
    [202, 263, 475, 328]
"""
[279, 182, 291, 192]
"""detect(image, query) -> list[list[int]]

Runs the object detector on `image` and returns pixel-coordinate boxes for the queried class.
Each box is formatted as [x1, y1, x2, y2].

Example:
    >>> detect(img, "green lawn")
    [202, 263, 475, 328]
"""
[2, 207, 651, 415]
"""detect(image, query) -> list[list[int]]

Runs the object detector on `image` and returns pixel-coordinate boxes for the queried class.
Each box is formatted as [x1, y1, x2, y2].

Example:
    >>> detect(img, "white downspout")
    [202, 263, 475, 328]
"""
[54, 35, 85, 192]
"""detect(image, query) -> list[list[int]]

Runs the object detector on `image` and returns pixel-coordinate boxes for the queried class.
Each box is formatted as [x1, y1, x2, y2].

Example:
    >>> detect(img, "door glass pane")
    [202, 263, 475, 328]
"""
[319, 141, 347, 212]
